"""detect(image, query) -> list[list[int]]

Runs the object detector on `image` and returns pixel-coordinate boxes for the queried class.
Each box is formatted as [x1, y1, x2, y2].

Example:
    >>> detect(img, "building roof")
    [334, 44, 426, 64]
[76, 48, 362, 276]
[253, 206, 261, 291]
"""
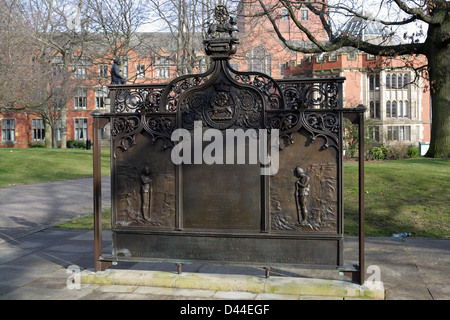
[339, 17, 403, 45]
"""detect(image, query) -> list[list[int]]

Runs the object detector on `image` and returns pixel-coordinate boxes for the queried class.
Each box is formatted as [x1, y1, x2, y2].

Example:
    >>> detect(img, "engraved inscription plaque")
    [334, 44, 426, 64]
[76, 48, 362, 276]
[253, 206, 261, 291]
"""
[182, 130, 261, 230]
[183, 161, 261, 230]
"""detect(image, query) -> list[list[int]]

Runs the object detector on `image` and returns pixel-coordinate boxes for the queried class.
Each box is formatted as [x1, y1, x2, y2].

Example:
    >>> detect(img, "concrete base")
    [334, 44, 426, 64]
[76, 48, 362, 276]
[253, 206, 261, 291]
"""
[81, 269, 385, 300]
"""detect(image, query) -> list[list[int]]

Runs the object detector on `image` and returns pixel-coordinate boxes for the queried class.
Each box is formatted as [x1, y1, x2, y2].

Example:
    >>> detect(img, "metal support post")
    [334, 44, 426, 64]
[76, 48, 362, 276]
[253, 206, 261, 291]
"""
[93, 115, 111, 272]
[358, 110, 365, 285]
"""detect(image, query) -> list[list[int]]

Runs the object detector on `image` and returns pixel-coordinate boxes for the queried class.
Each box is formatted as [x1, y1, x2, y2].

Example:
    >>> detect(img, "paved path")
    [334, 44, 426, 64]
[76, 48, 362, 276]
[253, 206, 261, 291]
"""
[0, 229, 448, 300]
[0, 178, 449, 301]
[0, 177, 110, 243]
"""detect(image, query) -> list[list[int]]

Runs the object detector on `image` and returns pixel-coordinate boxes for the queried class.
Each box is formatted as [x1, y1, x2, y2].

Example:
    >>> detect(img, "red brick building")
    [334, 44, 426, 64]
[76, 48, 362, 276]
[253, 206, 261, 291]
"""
[0, 3, 430, 150]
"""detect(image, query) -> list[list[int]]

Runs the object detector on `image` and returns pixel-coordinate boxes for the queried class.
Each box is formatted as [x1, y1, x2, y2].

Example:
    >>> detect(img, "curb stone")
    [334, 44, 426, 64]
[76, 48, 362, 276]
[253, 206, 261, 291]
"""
[81, 269, 385, 299]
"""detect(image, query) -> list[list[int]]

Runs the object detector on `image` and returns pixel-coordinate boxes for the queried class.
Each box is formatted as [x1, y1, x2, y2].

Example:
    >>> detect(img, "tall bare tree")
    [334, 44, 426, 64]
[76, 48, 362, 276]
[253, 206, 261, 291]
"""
[148, 0, 228, 76]
[86, 0, 152, 69]
[17, 0, 94, 148]
[0, 0, 49, 112]
[248, 0, 448, 158]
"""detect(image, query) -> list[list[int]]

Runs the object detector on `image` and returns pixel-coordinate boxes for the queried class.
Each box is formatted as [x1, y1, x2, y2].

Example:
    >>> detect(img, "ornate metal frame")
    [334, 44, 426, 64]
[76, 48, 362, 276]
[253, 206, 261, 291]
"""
[91, 6, 366, 284]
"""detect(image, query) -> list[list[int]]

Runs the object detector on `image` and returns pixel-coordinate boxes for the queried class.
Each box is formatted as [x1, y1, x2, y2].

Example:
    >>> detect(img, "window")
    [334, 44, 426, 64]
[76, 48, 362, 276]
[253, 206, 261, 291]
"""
[281, 8, 289, 20]
[386, 73, 409, 89]
[156, 56, 170, 79]
[387, 126, 411, 141]
[2, 119, 15, 142]
[403, 74, 408, 89]
[370, 101, 380, 119]
[74, 118, 88, 140]
[329, 52, 337, 61]
[99, 65, 108, 78]
[348, 52, 356, 60]
[399, 126, 404, 140]
[136, 64, 145, 78]
[301, 9, 308, 21]
[74, 88, 87, 109]
[369, 126, 380, 142]
[74, 65, 86, 79]
[248, 47, 271, 75]
[391, 74, 396, 89]
[387, 100, 410, 118]
[95, 87, 107, 109]
[393, 126, 398, 140]
[32, 119, 45, 141]
[387, 126, 392, 140]
[369, 74, 379, 90]
[56, 119, 62, 141]
[404, 126, 411, 140]
[73, 56, 88, 79]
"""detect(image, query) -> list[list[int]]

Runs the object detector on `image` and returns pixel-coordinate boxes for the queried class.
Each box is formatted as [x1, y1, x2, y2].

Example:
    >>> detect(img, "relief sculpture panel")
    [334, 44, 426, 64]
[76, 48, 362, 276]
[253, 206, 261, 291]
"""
[271, 128, 339, 232]
[113, 132, 176, 229]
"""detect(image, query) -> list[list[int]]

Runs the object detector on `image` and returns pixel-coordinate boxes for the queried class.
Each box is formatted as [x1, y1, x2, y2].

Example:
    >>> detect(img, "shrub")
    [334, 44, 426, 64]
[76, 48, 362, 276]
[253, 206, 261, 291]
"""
[28, 142, 45, 148]
[407, 145, 419, 158]
[67, 140, 86, 149]
[369, 145, 391, 160]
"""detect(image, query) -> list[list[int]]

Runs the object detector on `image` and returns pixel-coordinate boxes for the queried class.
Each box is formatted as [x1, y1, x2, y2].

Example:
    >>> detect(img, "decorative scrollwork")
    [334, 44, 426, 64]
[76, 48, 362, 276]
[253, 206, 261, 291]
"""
[164, 75, 211, 112]
[113, 87, 164, 113]
[111, 115, 176, 155]
[279, 81, 341, 109]
[142, 116, 176, 150]
[111, 116, 142, 154]
[302, 112, 340, 150]
[229, 67, 283, 110]
[267, 111, 302, 145]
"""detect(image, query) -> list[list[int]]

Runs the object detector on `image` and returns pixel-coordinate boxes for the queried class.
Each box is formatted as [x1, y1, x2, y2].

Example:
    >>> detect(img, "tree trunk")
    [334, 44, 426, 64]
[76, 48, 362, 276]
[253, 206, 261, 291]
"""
[44, 120, 52, 148]
[60, 106, 67, 149]
[425, 20, 450, 158]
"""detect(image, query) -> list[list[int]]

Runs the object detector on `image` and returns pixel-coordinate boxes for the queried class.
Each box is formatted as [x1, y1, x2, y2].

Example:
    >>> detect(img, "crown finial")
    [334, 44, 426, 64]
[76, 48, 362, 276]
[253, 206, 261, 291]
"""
[203, 5, 239, 58]
[205, 5, 239, 40]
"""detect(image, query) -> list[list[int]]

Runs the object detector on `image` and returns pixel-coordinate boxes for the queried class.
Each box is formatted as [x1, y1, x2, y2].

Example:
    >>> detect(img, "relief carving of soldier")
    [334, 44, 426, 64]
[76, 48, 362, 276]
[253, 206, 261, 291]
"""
[294, 166, 310, 225]
[141, 166, 152, 221]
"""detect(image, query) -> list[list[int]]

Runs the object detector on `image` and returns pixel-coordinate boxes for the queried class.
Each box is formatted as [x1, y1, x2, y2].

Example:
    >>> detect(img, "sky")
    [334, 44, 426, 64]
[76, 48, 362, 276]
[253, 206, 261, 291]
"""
[137, 0, 428, 42]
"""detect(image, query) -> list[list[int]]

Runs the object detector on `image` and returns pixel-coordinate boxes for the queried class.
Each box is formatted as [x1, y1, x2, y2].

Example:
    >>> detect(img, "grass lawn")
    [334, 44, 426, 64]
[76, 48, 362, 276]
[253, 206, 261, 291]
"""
[344, 158, 449, 238]
[1, 148, 448, 237]
[54, 208, 112, 230]
[0, 147, 110, 187]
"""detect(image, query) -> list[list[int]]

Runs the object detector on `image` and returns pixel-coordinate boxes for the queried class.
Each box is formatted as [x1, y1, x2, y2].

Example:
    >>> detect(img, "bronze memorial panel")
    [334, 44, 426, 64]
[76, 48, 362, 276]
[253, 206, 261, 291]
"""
[92, 5, 366, 284]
